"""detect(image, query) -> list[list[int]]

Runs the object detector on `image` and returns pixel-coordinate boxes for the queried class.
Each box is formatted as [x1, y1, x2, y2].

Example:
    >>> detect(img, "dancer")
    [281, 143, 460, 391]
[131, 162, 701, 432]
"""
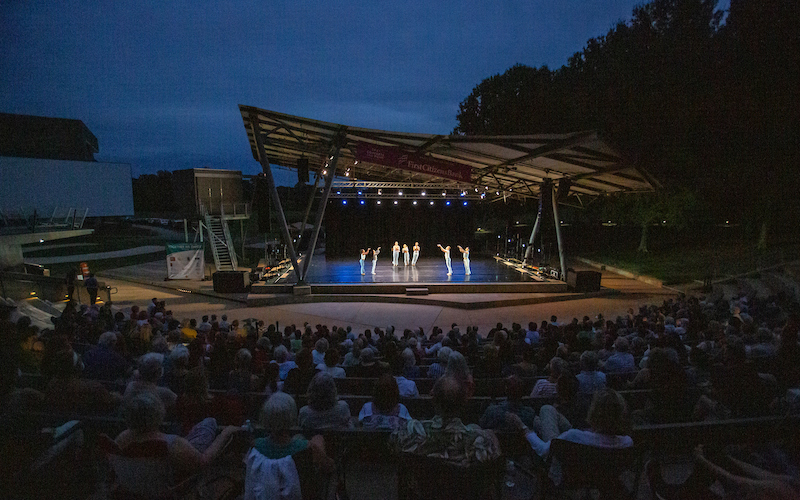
[372, 247, 381, 274]
[436, 244, 453, 276]
[360, 248, 371, 275]
[412, 242, 420, 266]
[392, 241, 400, 267]
[402, 244, 410, 266]
[457, 245, 471, 275]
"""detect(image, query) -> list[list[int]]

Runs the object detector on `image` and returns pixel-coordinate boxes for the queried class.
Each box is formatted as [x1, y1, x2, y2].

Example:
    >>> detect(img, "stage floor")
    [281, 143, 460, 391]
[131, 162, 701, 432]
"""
[276, 256, 548, 284]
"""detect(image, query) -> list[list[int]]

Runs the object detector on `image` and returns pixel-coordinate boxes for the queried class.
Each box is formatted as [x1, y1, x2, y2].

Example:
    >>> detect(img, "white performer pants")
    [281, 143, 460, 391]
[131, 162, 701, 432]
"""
[404, 252, 410, 265]
[372, 259, 377, 274]
[412, 251, 419, 265]
[463, 258, 471, 275]
[392, 250, 399, 266]
[445, 256, 452, 275]
[360, 258, 365, 274]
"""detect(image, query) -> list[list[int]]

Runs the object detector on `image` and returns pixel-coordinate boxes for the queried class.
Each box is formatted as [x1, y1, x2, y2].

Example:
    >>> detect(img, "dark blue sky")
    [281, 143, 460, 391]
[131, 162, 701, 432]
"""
[3, 1, 667, 182]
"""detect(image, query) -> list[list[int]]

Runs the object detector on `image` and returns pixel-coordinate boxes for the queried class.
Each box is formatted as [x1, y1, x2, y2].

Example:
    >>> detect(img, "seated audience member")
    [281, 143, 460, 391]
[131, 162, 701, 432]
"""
[317, 347, 346, 378]
[114, 392, 239, 491]
[358, 373, 413, 430]
[531, 357, 569, 398]
[392, 376, 501, 466]
[576, 350, 606, 397]
[602, 337, 636, 373]
[124, 352, 177, 410]
[392, 361, 420, 398]
[82, 331, 130, 380]
[175, 367, 215, 435]
[284, 348, 318, 395]
[227, 348, 257, 394]
[346, 347, 385, 378]
[510, 388, 633, 485]
[426, 346, 452, 380]
[272, 345, 297, 381]
[632, 348, 696, 424]
[252, 336, 271, 375]
[165, 345, 191, 396]
[445, 350, 475, 398]
[480, 375, 537, 431]
[400, 348, 421, 379]
[342, 339, 362, 368]
[508, 346, 538, 378]
[45, 348, 120, 413]
[245, 392, 335, 499]
[298, 372, 352, 430]
[312, 338, 328, 367]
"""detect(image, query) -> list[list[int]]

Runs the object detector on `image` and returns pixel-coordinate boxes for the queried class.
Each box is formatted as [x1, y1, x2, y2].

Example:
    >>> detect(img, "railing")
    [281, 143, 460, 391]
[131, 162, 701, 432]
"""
[198, 201, 250, 219]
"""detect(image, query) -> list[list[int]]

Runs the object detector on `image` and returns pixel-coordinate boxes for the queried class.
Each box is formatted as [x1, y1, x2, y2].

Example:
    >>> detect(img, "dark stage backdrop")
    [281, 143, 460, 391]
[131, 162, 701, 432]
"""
[325, 199, 476, 257]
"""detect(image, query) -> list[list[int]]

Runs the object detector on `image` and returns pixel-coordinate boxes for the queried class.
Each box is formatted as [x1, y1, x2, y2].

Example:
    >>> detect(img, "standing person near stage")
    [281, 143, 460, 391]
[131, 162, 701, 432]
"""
[457, 245, 471, 275]
[360, 248, 371, 275]
[412, 242, 420, 266]
[392, 241, 400, 266]
[372, 247, 381, 274]
[402, 244, 410, 266]
[437, 244, 453, 276]
[84, 273, 99, 305]
[65, 268, 77, 302]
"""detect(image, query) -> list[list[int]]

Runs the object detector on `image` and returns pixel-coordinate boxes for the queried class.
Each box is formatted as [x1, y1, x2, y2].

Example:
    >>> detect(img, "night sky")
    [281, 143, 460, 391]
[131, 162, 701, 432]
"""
[3, 1, 664, 183]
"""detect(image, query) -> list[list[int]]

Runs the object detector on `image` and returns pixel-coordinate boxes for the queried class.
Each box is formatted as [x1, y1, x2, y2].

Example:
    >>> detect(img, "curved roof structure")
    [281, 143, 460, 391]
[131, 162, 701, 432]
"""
[240, 105, 655, 201]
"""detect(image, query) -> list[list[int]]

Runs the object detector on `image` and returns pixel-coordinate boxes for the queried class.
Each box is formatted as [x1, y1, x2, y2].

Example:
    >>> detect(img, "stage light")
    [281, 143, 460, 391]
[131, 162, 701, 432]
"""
[394, 200, 398, 205]
[354, 160, 359, 165]
[463, 201, 468, 206]
[378, 189, 382, 195]
[726, 220, 729, 224]
[323, 170, 327, 175]
[329, 155, 334, 160]
[39, 239, 44, 243]
[336, 190, 341, 194]
[460, 191, 465, 197]
[421, 191, 426, 196]
[360, 200, 365, 205]
[496, 191, 500, 195]
[342, 200, 347, 205]
[398, 190, 403, 196]
[345, 172, 350, 176]
[442, 191, 446, 196]
[475, 188, 478, 192]
[377, 200, 382, 205]
[445, 200, 451, 206]
[429, 201, 434, 206]
[358, 191, 362, 195]
[412, 200, 417, 205]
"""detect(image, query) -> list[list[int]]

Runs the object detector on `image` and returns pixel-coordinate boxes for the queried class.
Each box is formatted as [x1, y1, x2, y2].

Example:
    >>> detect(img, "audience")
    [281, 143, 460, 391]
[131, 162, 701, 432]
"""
[358, 373, 413, 430]
[298, 372, 352, 430]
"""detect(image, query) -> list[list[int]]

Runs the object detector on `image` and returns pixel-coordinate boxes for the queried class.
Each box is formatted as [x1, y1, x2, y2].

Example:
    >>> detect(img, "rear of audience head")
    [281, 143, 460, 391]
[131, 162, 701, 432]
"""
[401, 348, 416, 368]
[235, 348, 252, 370]
[549, 356, 569, 379]
[98, 331, 117, 347]
[580, 350, 600, 372]
[307, 372, 338, 411]
[586, 389, 630, 436]
[137, 352, 164, 383]
[373, 373, 400, 414]
[324, 347, 340, 367]
[437, 346, 453, 364]
[261, 392, 297, 433]
[274, 345, 290, 363]
[446, 351, 470, 379]
[315, 338, 329, 354]
[505, 375, 525, 401]
[122, 392, 165, 433]
[614, 336, 629, 352]
[432, 375, 466, 419]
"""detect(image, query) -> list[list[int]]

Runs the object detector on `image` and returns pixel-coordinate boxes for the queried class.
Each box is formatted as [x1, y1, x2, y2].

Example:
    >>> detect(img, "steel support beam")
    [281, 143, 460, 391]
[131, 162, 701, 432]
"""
[301, 131, 345, 280]
[551, 183, 567, 280]
[251, 122, 305, 284]
[523, 195, 543, 264]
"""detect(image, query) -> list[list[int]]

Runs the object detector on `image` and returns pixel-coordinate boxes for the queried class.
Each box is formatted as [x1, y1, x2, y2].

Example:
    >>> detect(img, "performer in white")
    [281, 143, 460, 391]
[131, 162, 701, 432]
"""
[371, 247, 381, 274]
[360, 248, 371, 275]
[457, 245, 471, 275]
[392, 241, 400, 267]
[411, 242, 420, 266]
[402, 244, 410, 266]
[437, 244, 453, 275]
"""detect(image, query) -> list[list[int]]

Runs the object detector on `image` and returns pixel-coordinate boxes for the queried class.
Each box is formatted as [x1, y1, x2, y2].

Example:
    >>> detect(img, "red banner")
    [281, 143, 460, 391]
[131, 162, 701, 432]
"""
[354, 143, 472, 182]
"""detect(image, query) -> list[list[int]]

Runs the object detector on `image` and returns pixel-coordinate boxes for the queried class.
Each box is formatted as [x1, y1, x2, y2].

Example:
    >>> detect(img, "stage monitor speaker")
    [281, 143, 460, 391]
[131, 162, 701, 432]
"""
[297, 158, 309, 183]
[567, 270, 601, 292]
[212, 271, 250, 293]
[556, 178, 572, 202]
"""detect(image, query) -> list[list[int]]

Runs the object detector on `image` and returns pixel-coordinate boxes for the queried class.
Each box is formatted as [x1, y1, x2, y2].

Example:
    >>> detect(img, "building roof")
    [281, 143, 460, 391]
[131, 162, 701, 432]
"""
[239, 105, 654, 201]
[0, 113, 98, 162]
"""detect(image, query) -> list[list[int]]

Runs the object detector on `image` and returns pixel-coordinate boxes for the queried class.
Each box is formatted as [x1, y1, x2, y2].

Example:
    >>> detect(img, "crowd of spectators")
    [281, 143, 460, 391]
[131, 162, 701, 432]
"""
[2, 286, 800, 498]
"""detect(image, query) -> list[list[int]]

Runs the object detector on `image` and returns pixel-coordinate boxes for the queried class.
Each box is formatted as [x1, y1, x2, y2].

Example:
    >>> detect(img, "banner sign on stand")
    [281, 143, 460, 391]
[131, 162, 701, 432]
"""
[166, 243, 205, 280]
[354, 143, 472, 182]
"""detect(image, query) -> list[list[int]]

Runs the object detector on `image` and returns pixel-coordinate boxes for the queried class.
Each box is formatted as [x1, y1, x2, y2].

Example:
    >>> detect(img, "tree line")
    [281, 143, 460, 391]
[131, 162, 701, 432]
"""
[454, 0, 799, 250]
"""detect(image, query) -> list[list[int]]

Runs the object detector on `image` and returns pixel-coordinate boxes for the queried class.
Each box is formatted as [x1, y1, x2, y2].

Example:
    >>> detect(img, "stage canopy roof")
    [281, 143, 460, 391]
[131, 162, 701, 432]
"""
[240, 106, 655, 202]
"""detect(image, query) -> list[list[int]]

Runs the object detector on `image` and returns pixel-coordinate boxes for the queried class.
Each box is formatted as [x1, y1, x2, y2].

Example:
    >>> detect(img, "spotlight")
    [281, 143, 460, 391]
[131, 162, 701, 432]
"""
[421, 191, 426, 196]
[342, 200, 347, 205]
[377, 200, 382, 205]
[378, 189, 382, 195]
[354, 160, 359, 165]
[337, 190, 341, 194]
[460, 191, 465, 197]
[413, 200, 417, 205]
[360, 200, 365, 205]
[496, 191, 499, 195]
[322, 170, 327, 175]
[445, 200, 451, 206]
[398, 190, 403, 196]
[345, 172, 350, 176]
[357, 191, 362, 195]
[429, 201, 434, 206]
[394, 200, 398, 205]
[442, 191, 446, 196]
[463, 201, 468, 206]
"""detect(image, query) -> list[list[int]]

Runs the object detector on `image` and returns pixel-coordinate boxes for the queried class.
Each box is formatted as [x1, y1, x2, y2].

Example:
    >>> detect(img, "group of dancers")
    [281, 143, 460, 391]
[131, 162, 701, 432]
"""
[359, 242, 470, 276]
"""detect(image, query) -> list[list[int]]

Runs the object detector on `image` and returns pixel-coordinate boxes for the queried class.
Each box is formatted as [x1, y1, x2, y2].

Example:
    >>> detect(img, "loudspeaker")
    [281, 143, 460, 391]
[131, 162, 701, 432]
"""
[297, 158, 309, 183]
[567, 270, 601, 292]
[556, 178, 572, 202]
[212, 271, 250, 293]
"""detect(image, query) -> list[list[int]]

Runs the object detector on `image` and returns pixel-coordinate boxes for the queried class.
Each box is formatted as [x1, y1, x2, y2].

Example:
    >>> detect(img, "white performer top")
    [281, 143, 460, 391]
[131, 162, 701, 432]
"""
[458, 245, 470, 260]
[413, 243, 420, 253]
[373, 247, 381, 260]
[437, 244, 451, 259]
[402, 245, 409, 255]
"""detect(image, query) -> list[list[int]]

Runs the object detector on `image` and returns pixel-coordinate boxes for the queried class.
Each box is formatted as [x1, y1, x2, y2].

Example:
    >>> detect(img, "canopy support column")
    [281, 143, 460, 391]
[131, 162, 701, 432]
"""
[251, 122, 305, 285]
[301, 131, 345, 281]
[551, 182, 567, 280]
[523, 193, 543, 265]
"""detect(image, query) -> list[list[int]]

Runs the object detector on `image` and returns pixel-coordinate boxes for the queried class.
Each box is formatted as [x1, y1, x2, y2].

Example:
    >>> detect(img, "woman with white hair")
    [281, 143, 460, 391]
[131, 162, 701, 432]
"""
[124, 352, 177, 409]
[272, 345, 297, 381]
[298, 372, 352, 430]
[445, 351, 475, 398]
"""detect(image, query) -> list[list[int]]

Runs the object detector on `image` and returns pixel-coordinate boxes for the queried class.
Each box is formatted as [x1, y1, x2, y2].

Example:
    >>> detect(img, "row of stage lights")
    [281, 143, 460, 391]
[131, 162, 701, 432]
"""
[328, 188, 493, 200]
[337, 199, 470, 206]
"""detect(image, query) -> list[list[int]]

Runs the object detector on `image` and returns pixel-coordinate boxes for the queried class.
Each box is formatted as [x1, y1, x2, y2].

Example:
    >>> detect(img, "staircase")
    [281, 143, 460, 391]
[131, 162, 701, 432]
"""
[204, 214, 238, 271]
